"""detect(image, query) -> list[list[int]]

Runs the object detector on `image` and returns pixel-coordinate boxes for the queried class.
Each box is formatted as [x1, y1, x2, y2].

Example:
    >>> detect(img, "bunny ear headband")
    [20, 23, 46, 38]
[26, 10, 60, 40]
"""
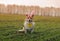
[26, 11, 35, 19]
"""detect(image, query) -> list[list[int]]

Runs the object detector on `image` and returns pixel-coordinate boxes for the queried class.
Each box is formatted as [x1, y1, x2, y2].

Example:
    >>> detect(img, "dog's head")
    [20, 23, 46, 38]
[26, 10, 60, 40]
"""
[25, 11, 35, 22]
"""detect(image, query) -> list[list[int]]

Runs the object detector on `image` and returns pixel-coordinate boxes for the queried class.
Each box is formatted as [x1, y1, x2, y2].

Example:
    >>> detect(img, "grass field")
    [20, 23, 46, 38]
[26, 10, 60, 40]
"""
[0, 14, 60, 41]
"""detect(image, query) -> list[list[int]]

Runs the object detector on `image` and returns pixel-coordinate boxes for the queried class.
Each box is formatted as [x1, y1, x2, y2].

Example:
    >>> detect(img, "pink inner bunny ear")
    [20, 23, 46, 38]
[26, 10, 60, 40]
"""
[31, 11, 34, 14]
[30, 11, 35, 17]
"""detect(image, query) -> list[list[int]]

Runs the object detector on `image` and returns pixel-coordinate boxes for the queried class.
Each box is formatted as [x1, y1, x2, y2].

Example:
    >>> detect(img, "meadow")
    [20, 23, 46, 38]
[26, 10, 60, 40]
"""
[0, 14, 60, 41]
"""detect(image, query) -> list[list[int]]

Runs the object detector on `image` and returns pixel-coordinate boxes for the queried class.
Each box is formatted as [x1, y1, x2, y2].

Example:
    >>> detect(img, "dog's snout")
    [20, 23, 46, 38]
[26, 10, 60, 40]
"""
[29, 20, 32, 22]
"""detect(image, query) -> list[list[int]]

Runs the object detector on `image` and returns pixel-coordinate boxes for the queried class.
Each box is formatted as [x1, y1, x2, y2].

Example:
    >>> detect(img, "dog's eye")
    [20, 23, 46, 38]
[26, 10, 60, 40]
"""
[27, 17, 29, 19]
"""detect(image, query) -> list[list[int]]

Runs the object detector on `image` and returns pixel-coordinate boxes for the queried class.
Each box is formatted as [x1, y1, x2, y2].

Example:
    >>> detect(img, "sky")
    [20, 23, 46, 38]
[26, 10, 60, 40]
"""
[0, 0, 60, 7]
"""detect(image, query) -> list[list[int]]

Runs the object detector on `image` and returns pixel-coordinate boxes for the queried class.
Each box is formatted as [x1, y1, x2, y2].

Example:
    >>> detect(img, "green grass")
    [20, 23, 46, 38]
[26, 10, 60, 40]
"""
[0, 14, 60, 41]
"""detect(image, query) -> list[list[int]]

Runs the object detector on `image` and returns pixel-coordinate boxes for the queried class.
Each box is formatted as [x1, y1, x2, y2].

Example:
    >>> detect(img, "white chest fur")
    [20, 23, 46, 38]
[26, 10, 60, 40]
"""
[24, 21, 35, 29]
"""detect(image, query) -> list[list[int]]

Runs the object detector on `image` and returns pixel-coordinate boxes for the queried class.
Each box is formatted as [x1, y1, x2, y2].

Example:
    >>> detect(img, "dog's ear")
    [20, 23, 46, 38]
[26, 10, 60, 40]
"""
[26, 14, 29, 19]
[26, 14, 28, 16]
[31, 14, 34, 17]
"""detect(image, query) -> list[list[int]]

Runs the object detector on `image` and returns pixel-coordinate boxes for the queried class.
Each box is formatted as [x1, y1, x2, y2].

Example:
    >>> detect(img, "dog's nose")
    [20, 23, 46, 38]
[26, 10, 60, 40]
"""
[29, 20, 32, 22]
[29, 20, 30, 22]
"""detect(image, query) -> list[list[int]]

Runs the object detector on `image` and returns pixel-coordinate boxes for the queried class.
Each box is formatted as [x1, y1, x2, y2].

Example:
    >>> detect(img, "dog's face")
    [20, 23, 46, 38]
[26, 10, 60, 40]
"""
[26, 14, 34, 22]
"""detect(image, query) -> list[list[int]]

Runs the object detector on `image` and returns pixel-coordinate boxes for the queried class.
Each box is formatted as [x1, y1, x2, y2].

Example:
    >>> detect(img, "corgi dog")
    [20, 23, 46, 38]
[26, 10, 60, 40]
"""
[23, 11, 35, 33]
[18, 11, 35, 34]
